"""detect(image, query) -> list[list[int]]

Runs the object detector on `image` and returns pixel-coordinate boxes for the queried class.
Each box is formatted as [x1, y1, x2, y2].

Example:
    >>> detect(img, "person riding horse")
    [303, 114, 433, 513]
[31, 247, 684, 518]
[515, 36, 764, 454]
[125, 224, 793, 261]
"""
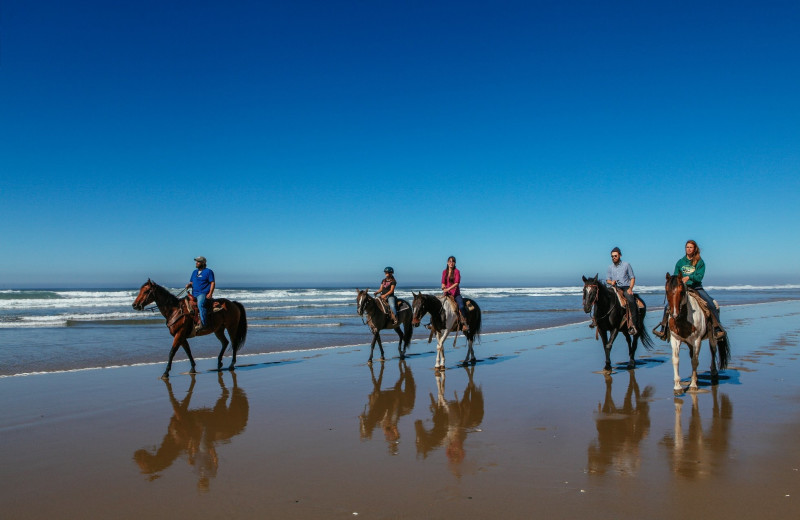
[185, 256, 215, 333]
[654, 240, 727, 341]
[374, 266, 398, 327]
[606, 247, 639, 336]
[442, 256, 469, 332]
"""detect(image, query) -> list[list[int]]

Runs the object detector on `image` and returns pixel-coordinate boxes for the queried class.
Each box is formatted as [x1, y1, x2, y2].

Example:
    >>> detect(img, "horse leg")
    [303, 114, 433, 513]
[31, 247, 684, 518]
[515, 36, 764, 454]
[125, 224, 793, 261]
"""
[688, 339, 701, 391]
[708, 337, 719, 378]
[394, 326, 405, 359]
[163, 336, 183, 380]
[375, 332, 385, 361]
[671, 336, 683, 393]
[215, 329, 230, 370]
[368, 333, 378, 364]
[625, 333, 638, 369]
[462, 332, 475, 365]
[435, 332, 447, 370]
[180, 339, 196, 374]
[600, 329, 614, 372]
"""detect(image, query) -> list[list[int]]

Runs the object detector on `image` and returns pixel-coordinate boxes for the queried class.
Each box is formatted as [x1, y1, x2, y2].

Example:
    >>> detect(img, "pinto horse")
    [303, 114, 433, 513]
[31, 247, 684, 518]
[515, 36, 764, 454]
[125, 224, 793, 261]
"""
[664, 274, 730, 393]
[132, 279, 247, 378]
[411, 292, 482, 370]
[356, 290, 414, 363]
[582, 274, 653, 372]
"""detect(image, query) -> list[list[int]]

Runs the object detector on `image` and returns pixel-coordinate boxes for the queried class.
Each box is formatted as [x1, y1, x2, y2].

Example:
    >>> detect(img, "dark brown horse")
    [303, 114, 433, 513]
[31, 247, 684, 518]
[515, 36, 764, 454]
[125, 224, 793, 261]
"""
[356, 289, 413, 363]
[582, 274, 653, 372]
[132, 279, 247, 378]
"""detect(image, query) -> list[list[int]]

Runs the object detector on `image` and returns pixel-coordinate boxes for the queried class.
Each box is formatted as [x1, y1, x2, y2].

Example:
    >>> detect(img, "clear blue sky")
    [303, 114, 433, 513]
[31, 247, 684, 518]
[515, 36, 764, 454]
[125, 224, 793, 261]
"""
[2, 1, 798, 288]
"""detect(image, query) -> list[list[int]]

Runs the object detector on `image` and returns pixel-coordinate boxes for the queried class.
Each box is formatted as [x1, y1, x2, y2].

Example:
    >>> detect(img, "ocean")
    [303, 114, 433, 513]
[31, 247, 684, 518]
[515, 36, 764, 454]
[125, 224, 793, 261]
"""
[2, 284, 799, 377]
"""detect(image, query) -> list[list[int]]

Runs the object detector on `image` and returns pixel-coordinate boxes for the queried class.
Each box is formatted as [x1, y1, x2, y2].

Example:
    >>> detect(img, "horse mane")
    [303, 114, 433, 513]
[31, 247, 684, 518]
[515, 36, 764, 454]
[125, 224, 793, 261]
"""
[150, 281, 180, 307]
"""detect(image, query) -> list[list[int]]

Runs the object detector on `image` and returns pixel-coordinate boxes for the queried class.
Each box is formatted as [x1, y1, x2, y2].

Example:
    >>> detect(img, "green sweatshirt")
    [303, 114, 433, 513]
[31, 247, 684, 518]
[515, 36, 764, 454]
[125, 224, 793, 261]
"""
[674, 256, 706, 288]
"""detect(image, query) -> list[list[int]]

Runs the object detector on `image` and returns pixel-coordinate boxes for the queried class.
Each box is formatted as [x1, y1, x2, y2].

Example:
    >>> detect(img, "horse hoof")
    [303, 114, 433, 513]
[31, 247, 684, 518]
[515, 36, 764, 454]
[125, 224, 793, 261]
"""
[161, 373, 169, 380]
[228, 365, 236, 371]
[189, 367, 197, 374]
[367, 360, 373, 365]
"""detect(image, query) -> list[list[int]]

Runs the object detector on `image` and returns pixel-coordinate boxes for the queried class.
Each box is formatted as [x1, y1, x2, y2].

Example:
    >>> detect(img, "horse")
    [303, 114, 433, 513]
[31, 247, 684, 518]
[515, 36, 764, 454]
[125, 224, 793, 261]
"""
[410, 292, 482, 370]
[582, 274, 654, 372]
[356, 289, 413, 363]
[132, 279, 248, 379]
[664, 273, 730, 393]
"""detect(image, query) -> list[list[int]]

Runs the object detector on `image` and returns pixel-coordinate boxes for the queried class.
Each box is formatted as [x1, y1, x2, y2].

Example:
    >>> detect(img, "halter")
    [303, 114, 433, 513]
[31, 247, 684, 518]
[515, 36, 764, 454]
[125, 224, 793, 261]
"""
[584, 281, 618, 322]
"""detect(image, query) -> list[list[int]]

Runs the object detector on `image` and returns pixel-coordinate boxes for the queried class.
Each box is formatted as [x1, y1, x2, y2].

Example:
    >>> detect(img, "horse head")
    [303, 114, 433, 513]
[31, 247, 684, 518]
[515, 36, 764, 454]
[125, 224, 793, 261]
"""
[132, 279, 156, 311]
[411, 292, 426, 328]
[356, 289, 370, 316]
[582, 274, 600, 313]
[665, 273, 687, 319]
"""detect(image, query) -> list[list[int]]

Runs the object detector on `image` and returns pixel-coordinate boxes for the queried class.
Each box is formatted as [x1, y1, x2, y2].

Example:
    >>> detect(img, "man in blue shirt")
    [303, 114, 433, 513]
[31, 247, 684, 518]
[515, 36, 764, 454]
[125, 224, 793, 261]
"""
[186, 256, 215, 331]
[606, 247, 638, 335]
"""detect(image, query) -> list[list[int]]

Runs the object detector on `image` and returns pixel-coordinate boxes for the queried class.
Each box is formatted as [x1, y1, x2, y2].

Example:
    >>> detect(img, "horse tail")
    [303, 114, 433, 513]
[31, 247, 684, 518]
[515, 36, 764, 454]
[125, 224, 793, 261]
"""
[716, 334, 730, 371]
[466, 299, 482, 343]
[232, 301, 248, 354]
[637, 298, 655, 350]
[400, 300, 413, 347]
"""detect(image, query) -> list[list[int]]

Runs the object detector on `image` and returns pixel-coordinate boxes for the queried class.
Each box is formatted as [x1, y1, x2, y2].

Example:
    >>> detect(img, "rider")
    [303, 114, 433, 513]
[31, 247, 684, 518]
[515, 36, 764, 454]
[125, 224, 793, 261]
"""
[185, 256, 215, 332]
[606, 247, 639, 335]
[374, 267, 398, 326]
[654, 240, 726, 340]
[441, 256, 469, 332]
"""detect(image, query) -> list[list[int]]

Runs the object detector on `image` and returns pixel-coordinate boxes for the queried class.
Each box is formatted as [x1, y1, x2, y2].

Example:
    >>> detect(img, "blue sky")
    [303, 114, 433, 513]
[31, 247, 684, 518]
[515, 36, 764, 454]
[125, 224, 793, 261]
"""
[2, 1, 798, 288]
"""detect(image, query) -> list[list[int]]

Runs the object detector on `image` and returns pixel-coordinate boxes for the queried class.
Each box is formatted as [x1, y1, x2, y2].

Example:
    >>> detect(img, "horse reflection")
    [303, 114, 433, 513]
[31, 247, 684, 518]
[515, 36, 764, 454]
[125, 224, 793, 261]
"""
[588, 370, 653, 475]
[661, 385, 733, 479]
[415, 366, 485, 477]
[359, 360, 416, 454]
[134, 372, 249, 491]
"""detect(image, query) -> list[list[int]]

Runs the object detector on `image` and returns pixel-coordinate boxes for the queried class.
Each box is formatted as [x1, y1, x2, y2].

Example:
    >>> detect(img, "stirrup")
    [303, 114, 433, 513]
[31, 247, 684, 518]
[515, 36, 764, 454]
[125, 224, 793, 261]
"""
[714, 328, 726, 340]
[653, 327, 667, 340]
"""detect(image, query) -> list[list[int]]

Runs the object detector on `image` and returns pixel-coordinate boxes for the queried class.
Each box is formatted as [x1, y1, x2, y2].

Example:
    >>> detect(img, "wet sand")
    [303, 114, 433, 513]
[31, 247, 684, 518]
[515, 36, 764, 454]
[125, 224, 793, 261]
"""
[2, 301, 800, 519]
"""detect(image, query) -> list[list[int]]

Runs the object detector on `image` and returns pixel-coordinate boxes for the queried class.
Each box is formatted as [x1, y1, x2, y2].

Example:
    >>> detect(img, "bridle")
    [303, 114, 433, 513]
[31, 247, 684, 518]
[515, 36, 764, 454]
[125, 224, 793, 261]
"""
[584, 281, 618, 322]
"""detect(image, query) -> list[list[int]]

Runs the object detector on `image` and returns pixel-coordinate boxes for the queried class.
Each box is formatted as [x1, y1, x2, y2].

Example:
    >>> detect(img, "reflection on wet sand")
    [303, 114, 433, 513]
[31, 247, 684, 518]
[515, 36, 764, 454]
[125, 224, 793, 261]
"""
[661, 385, 733, 479]
[134, 372, 249, 491]
[588, 370, 654, 476]
[415, 365, 484, 477]
[359, 360, 416, 454]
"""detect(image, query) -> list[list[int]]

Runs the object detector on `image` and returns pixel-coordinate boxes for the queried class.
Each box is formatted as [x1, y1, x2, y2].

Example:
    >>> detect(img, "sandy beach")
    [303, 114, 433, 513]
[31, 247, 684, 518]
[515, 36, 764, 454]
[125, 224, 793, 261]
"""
[2, 300, 800, 519]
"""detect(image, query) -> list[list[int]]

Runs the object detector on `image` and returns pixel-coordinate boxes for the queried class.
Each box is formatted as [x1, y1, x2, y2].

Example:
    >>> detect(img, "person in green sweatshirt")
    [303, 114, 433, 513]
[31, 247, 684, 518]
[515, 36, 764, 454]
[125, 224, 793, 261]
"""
[654, 240, 726, 340]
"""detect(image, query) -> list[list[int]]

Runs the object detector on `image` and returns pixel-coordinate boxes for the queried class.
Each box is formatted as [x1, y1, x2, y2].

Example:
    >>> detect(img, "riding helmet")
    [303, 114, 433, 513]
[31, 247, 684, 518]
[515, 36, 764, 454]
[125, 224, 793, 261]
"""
[384, 266, 394, 274]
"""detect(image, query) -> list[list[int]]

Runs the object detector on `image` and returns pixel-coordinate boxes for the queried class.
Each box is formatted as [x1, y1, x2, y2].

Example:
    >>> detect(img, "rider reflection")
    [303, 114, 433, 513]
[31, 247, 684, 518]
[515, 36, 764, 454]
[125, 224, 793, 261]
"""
[661, 386, 733, 479]
[414, 366, 485, 478]
[588, 370, 653, 476]
[359, 360, 416, 455]
[133, 372, 249, 491]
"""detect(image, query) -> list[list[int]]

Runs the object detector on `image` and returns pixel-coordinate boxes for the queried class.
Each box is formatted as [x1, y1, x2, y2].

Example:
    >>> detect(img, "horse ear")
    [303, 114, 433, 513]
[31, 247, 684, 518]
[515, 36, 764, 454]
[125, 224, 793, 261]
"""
[665, 273, 670, 281]
[594, 273, 598, 280]
[582, 275, 587, 283]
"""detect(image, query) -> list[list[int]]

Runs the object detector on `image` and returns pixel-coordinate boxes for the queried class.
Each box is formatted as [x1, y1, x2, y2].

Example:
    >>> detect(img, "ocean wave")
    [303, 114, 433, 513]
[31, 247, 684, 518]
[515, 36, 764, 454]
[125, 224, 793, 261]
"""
[250, 323, 344, 328]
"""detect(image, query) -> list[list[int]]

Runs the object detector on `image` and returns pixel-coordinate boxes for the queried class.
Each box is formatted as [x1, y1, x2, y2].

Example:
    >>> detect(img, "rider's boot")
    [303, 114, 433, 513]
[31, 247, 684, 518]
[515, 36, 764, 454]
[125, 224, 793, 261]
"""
[389, 312, 398, 328]
[589, 317, 596, 329]
[626, 308, 637, 335]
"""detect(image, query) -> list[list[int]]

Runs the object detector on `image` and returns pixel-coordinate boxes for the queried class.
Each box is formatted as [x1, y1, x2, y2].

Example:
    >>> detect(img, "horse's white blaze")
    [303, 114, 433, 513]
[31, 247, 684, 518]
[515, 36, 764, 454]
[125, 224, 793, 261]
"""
[670, 295, 708, 391]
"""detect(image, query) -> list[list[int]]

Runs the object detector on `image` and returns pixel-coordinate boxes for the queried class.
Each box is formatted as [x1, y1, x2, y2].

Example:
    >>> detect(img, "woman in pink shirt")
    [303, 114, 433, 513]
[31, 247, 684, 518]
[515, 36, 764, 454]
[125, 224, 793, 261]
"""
[441, 256, 468, 331]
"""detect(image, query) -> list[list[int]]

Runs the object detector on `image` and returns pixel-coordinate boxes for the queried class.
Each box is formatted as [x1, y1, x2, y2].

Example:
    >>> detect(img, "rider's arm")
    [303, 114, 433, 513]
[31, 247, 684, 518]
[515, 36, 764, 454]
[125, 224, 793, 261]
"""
[207, 281, 215, 298]
[628, 277, 635, 293]
[690, 259, 705, 285]
[385, 283, 395, 297]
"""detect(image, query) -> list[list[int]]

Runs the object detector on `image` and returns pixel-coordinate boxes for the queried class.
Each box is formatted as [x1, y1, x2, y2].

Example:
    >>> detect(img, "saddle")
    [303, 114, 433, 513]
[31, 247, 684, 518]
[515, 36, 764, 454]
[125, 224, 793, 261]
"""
[686, 288, 720, 319]
[183, 294, 226, 328]
[612, 287, 645, 309]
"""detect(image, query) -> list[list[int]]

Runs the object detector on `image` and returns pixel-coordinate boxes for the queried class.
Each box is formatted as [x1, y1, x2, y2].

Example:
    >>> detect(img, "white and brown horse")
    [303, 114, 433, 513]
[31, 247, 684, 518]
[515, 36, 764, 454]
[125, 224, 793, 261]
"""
[411, 292, 482, 370]
[664, 274, 730, 393]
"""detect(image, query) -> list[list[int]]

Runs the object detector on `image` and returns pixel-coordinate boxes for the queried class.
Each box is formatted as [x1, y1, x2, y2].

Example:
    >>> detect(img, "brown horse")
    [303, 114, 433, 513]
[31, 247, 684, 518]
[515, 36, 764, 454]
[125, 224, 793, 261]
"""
[132, 279, 247, 379]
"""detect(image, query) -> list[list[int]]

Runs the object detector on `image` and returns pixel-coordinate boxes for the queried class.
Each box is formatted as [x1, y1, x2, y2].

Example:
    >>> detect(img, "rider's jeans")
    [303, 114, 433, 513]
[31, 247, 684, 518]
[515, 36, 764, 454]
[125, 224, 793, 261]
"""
[197, 293, 208, 326]
[387, 295, 397, 315]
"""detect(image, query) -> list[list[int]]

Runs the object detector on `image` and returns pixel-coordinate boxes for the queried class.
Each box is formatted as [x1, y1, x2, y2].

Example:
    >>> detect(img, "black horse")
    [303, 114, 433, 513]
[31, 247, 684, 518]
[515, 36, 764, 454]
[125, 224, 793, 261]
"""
[356, 290, 414, 363]
[582, 274, 653, 372]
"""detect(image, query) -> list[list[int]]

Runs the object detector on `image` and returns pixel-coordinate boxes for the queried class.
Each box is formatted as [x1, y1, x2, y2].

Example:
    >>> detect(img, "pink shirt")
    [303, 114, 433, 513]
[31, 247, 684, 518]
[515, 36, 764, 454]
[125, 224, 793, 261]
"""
[441, 268, 461, 296]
